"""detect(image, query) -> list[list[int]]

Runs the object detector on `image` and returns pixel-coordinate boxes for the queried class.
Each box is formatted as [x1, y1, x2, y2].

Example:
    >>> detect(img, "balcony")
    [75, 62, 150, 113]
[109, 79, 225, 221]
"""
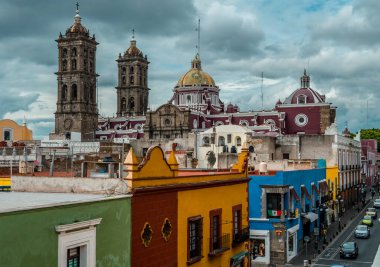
[232, 226, 249, 246]
[208, 233, 230, 257]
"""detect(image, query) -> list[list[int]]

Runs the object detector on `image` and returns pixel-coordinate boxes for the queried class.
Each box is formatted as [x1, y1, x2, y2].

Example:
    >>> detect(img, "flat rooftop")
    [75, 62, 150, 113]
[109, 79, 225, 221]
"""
[0, 191, 129, 213]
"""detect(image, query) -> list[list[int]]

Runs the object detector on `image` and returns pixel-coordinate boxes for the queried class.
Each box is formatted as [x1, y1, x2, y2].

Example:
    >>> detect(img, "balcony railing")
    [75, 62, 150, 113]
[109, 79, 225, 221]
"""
[232, 226, 249, 246]
[208, 233, 230, 257]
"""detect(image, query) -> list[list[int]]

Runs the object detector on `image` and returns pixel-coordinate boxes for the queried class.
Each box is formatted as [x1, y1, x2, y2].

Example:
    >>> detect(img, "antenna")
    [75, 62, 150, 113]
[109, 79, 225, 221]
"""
[195, 19, 200, 56]
[260, 72, 264, 110]
[366, 99, 368, 128]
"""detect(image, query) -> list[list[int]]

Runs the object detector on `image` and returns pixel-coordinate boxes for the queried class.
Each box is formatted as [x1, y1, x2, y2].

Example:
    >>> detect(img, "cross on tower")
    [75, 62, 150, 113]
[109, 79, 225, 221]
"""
[132, 29, 135, 39]
[76, 2, 79, 11]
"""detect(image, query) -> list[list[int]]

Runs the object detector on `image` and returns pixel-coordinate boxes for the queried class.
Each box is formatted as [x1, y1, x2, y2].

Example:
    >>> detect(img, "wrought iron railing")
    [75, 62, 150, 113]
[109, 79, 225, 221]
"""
[232, 226, 249, 245]
[208, 233, 230, 256]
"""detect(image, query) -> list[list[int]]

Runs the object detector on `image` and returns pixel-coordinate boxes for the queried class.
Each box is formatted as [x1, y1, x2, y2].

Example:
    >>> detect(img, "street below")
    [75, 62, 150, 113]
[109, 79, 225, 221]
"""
[313, 200, 380, 267]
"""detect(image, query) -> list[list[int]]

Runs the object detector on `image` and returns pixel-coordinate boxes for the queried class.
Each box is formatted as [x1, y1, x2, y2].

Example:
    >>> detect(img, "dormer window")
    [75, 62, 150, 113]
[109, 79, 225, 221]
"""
[297, 95, 307, 104]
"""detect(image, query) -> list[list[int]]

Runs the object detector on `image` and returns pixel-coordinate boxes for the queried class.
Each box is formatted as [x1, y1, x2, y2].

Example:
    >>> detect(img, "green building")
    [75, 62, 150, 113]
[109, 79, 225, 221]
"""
[0, 192, 131, 267]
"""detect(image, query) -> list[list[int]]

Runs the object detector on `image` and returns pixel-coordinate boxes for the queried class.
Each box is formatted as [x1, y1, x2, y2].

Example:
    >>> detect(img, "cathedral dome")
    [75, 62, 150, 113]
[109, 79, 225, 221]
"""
[177, 54, 215, 87]
[66, 9, 88, 35]
[125, 39, 142, 57]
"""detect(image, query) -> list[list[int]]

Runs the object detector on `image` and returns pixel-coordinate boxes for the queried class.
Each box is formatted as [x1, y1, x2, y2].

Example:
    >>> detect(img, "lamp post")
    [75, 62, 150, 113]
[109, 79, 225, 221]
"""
[337, 193, 342, 217]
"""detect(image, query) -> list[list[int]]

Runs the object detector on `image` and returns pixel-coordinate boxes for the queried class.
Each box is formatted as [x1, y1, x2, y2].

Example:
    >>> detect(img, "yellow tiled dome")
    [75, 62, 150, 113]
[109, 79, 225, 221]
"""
[177, 54, 215, 87]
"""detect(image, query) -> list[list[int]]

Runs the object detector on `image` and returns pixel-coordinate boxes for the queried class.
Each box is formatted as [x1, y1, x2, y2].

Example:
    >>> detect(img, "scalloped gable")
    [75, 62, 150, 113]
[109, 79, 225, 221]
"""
[125, 146, 176, 179]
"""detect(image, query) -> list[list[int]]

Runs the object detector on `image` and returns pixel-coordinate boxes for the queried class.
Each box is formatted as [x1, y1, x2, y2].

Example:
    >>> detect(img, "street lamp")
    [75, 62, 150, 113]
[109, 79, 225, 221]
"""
[337, 193, 342, 217]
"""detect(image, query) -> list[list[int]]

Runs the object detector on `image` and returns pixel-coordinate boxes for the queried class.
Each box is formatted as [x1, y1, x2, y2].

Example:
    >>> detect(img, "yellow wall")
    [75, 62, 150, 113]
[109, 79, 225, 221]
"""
[0, 119, 33, 141]
[326, 166, 338, 200]
[178, 182, 248, 267]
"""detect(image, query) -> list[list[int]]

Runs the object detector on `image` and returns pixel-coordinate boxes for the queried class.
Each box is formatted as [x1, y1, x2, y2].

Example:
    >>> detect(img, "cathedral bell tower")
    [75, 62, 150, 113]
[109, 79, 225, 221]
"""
[54, 4, 99, 141]
[116, 31, 149, 117]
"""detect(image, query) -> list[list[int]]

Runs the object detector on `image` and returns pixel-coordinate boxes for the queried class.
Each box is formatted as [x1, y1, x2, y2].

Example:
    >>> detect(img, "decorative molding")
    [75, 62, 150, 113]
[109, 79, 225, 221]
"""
[55, 218, 102, 233]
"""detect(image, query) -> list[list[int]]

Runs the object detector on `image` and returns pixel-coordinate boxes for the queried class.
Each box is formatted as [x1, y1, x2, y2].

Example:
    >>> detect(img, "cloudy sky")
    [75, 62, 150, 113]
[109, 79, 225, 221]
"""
[1, 0, 379, 139]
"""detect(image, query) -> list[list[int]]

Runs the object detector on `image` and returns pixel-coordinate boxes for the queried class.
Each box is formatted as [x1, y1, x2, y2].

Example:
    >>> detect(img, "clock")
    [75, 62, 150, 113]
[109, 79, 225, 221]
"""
[64, 118, 73, 130]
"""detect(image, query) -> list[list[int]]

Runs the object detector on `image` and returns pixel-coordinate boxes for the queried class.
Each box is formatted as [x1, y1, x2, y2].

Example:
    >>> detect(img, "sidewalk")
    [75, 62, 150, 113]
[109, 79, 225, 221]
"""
[288, 197, 373, 267]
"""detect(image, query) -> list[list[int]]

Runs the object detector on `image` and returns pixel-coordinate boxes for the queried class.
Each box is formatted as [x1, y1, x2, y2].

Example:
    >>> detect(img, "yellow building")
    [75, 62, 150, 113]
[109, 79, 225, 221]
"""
[124, 144, 250, 267]
[326, 165, 339, 221]
[0, 119, 33, 141]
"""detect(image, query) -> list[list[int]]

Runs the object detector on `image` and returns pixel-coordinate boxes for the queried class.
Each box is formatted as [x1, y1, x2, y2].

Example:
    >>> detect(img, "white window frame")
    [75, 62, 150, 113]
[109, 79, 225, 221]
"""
[3, 128, 13, 141]
[56, 218, 102, 267]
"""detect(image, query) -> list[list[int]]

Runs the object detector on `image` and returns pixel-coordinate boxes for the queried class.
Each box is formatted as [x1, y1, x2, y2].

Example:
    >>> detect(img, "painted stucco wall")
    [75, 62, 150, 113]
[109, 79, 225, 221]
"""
[249, 168, 326, 249]
[0, 197, 131, 267]
[177, 182, 249, 267]
[0, 119, 33, 141]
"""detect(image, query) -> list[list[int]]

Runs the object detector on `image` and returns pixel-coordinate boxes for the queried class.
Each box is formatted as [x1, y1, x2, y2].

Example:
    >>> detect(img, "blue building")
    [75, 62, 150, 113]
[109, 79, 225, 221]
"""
[248, 163, 327, 265]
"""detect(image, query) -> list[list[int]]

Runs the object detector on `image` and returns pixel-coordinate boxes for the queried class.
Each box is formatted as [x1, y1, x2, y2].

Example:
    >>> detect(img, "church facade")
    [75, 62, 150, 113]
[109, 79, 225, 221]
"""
[95, 39, 336, 141]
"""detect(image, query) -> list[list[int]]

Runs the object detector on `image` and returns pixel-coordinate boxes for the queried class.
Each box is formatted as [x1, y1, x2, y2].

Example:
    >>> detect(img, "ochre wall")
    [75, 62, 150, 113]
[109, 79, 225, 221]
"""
[0, 119, 33, 141]
[326, 165, 339, 200]
[177, 182, 249, 267]
[131, 191, 178, 267]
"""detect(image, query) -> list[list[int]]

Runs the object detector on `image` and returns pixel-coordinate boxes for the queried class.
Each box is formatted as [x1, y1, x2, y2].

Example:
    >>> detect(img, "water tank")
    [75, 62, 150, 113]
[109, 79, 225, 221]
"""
[259, 162, 268, 174]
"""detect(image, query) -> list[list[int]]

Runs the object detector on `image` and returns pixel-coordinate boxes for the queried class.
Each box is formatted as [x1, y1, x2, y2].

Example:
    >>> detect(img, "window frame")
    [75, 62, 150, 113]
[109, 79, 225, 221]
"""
[56, 218, 102, 267]
[232, 204, 242, 238]
[187, 215, 203, 264]
[209, 208, 222, 252]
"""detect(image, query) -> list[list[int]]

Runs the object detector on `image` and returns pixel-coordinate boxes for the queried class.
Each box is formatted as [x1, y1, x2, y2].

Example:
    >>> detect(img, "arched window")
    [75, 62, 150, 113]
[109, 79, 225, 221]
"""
[236, 136, 242, 147]
[71, 59, 77, 70]
[71, 47, 77, 57]
[122, 67, 126, 75]
[165, 119, 171, 125]
[62, 48, 67, 58]
[90, 87, 95, 102]
[202, 136, 210, 146]
[130, 76, 134, 84]
[122, 76, 126, 85]
[128, 97, 135, 109]
[130, 66, 134, 74]
[62, 84, 67, 100]
[62, 60, 67, 71]
[121, 97, 126, 110]
[218, 136, 225, 146]
[71, 84, 77, 100]
[297, 95, 307, 104]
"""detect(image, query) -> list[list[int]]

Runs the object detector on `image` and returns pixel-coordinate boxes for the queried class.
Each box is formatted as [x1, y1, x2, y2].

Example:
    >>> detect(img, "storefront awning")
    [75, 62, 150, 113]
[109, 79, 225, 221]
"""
[290, 187, 300, 202]
[301, 186, 311, 200]
[311, 183, 319, 196]
[303, 212, 319, 222]
[230, 251, 249, 266]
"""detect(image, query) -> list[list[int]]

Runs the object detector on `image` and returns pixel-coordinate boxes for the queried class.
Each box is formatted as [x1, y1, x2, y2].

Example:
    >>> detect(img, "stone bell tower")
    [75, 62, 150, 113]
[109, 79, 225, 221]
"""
[116, 30, 149, 117]
[54, 4, 99, 140]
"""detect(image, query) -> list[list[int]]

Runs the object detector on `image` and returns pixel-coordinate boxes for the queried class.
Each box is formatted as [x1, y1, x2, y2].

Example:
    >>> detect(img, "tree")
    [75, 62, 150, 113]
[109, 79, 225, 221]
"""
[360, 128, 380, 152]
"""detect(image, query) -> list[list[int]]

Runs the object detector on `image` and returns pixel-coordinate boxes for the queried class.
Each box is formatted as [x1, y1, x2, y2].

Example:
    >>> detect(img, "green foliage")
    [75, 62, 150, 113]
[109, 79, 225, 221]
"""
[360, 128, 380, 152]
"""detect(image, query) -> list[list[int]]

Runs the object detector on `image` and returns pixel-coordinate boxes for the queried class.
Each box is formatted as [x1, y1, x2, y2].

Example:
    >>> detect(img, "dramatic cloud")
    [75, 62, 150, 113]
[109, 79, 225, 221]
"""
[0, 0, 379, 138]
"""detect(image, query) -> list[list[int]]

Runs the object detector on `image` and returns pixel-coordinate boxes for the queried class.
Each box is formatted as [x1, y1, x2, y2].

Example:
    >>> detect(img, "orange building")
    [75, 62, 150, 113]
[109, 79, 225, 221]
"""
[125, 144, 250, 267]
[0, 119, 33, 141]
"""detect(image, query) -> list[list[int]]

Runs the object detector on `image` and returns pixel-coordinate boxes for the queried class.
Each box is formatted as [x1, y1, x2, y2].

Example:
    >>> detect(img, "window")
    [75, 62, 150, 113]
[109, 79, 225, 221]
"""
[72, 59, 77, 70]
[202, 136, 210, 146]
[122, 76, 126, 85]
[130, 76, 134, 84]
[62, 60, 67, 71]
[121, 97, 126, 110]
[232, 204, 242, 241]
[62, 48, 68, 58]
[251, 238, 266, 257]
[218, 136, 225, 146]
[71, 84, 77, 100]
[62, 85, 67, 100]
[165, 119, 171, 126]
[56, 218, 102, 267]
[71, 47, 77, 57]
[3, 129, 13, 141]
[67, 247, 80, 267]
[122, 67, 126, 75]
[267, 193, 281, 218]
[210, 209, 222, 252]
[236, 136, 241, 147]
[130, 66, 134, 74]
[283, 153, 290, 160]
[297, 95, 306, 104]
[227, 134, 232, 144]
[188, 216, 203, 264]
